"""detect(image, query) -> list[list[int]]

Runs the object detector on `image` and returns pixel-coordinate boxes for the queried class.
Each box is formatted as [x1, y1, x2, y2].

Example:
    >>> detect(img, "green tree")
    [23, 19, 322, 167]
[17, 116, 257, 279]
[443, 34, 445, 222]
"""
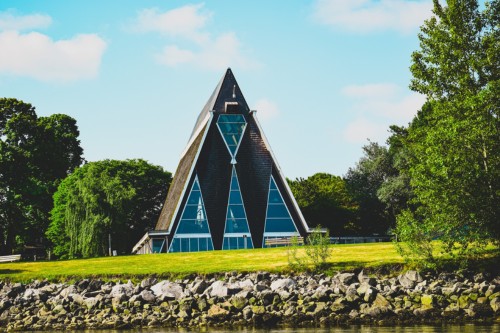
[47, 159, 172, 258]
[395, 0, 500, 263]
[344, 142, 397, 235]
[288, 173, 357, 235]
[0, 98, 83, 254]
[377, 126, 414, 219]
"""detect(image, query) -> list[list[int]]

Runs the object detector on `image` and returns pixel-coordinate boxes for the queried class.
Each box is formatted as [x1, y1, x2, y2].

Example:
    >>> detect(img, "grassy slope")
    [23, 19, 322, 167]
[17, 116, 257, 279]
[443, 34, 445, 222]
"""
[0, 243, 403, 282]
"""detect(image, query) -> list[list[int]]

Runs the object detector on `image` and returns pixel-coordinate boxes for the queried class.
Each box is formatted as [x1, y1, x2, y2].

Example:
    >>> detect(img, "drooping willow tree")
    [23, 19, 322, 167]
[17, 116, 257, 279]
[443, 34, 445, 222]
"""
[47, 159, 172, 258]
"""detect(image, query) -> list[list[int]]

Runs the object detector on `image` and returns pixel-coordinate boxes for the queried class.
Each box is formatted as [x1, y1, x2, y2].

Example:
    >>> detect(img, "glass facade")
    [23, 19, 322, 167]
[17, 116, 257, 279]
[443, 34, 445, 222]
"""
[216, 114, 247, 159]
[151, 239, 165, 253]
[222, 167, 254, 250]
[169, 176, 214, 252]
[263, 176, 299, 247]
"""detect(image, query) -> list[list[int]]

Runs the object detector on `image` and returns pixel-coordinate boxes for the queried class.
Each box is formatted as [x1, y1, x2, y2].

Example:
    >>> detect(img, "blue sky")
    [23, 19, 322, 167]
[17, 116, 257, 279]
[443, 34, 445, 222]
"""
[0, 0, 435, 178]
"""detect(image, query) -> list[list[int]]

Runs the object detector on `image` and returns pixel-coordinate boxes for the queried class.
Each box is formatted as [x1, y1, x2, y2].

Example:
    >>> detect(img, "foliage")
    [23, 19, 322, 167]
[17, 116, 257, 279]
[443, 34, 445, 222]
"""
[0, 98, 83, 254]
[287, 226, 332, 271]
[288, 173, 357, 235]
[344, 142, 398, 235]
[395, 0, 500, 265]
[47, 159, 172, 258]
[305, 226, 332, 270]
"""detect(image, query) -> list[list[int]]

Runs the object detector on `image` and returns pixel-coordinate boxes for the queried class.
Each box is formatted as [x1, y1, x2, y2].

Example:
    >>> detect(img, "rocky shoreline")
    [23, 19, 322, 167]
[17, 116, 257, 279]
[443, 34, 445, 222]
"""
[0, 270, 499, 331]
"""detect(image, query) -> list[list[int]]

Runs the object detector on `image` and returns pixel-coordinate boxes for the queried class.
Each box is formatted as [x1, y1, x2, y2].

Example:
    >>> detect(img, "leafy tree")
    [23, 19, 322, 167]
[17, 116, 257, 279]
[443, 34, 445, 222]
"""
[344, 142, 397, 235]
[0, 98, 83, 254]
[47, 159, 172, 258]
[288, 173, 357, 235]
[395, 0, 500, 263]
[377, 126, 414, 219]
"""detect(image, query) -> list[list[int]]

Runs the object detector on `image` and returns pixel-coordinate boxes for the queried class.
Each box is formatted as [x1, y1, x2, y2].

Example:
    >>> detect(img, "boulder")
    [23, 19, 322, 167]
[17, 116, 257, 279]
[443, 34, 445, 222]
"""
[207, 304, 229, 318]
[337, 273, 357, 286]
[151, 281, 184, 300]
[358, 270, 377, 286]
[270, 278, 296, 291]
[208, 281, 228, 297]
[139, 290, 156, 303]
[110, 282, 134, 298]
[190, 280, 208, 294]
[140, 278, 157, 289]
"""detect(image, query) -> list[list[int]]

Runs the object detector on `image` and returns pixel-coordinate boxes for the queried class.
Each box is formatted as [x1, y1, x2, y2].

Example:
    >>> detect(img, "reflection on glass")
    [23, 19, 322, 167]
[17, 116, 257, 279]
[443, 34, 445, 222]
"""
[217, 114, 247, 158]
[169, 175, 214, 253]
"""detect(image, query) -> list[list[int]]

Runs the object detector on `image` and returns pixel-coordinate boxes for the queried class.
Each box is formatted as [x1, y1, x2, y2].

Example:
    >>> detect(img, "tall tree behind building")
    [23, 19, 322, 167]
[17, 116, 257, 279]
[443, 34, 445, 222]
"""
[0, 98, 83, 254]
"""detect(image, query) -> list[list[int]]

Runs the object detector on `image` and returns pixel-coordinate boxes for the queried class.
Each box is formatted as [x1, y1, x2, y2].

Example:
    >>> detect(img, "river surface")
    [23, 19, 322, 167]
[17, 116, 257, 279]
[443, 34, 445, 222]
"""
[28, 325, 500, 333]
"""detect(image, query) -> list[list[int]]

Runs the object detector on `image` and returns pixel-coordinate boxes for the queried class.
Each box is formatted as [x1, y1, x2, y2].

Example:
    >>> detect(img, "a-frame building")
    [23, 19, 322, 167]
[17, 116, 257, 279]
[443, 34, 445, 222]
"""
[133, 69, 310, 254]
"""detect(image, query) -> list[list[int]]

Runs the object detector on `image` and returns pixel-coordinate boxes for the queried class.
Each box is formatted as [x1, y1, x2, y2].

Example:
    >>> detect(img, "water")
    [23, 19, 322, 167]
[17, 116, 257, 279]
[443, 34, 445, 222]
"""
[38, 325, 499, 333]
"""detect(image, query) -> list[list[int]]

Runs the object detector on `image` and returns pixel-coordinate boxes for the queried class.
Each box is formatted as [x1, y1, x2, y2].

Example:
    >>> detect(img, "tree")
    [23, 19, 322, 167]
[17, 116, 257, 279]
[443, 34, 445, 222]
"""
[47, 159, 172, 258]
[288, 173, 357, 235]
[377, 126, 414, 219]
[344, 142, 397, 235]
[395, 0, 500, 263]
[0, 98, 83, 254]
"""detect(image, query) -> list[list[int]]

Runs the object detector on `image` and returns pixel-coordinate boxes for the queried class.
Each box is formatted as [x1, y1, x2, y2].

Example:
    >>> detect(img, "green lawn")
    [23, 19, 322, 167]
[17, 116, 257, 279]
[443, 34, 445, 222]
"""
[0, 242, 404, 282]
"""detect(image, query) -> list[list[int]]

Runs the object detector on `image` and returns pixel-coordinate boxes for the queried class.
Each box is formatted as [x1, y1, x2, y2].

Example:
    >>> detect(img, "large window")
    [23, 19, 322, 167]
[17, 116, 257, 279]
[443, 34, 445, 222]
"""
[217, 114, 247, 161]
[222, 166, 253, 250]
[169, 175, 214, 252]
[263, 176, 299, 247]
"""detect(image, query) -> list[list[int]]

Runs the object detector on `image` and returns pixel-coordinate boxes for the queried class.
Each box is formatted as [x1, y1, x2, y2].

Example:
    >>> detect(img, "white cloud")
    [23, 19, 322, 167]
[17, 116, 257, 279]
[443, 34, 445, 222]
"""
[343, 117, 388, 143]
[313, 0, 433, 33]
[341, 83, 425, 143]
[253, 98, 280, 121]
[0, 31, 107, 82]
[133, 5, 211, 44]
[0, 11, 52, 31]
[133, 4, 258, 71]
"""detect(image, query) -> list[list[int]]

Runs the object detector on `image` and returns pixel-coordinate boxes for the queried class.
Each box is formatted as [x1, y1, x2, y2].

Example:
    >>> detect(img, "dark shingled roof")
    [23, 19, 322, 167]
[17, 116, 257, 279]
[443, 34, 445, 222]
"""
[155, 123, 206, 231]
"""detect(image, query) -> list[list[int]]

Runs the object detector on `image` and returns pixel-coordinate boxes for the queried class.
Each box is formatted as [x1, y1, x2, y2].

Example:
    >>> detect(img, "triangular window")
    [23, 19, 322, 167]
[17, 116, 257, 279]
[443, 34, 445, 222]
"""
[222, 167, 253, 250]
[263, 176, 299, 246]
[217, 114, 247, 163]
[169, 175, 214, 252]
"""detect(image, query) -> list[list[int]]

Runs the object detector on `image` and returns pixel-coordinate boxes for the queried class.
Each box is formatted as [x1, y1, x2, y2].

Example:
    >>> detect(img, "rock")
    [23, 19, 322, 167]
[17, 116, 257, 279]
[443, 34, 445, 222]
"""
[468, 303, 493, 318]
[337, 273, 357, 286]
[208, 281, 228, 297]
[207, 304, 229, 318]
[373, 294, 391, 308]
[59, 285, 77, 298]
[238, 279, 254, 290]
[358, 270, 377, 286]
[251, 305, 266, 314]
[151, 281, 184, 300]
[140, 278, 157, 289]
[490, 297, 500, 313]
[398, 275, 415, 289]
[270, 278, 296, 291]
[230, 296, 248, 310]
[190, 280, 208, 294]
[242, 307, 253, 320]
[84, 297, 100, 310]
[421, 294, 434, 307]
[139, 290, 156, 303]
[110, 282, 134, 298]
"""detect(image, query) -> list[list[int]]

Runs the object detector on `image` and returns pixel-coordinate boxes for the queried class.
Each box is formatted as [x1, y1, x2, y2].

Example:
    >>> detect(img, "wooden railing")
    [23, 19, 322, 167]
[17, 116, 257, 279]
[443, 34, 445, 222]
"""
[0, 254, 21, 263]
[265, 237, 304, 247]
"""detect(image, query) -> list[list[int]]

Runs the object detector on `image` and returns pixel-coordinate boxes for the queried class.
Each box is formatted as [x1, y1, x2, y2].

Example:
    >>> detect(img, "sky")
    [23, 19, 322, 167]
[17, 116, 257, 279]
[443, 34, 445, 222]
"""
[0, 0, 436, 179]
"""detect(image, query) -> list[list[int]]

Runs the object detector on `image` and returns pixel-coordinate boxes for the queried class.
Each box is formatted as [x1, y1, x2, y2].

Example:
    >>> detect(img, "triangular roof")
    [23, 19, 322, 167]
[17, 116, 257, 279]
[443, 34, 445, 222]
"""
[155, 69, 310, 238]
[186, 68, 250, 147]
